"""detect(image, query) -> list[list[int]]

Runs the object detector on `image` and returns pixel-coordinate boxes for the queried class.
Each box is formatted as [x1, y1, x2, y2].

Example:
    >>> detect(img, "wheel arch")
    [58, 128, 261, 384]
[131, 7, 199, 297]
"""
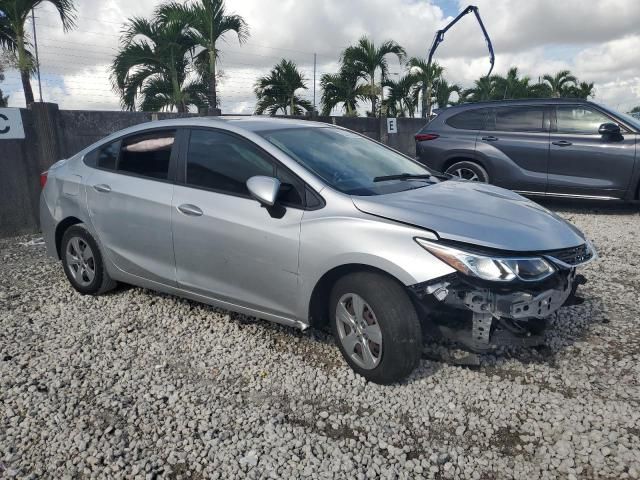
[307, 263, 408, 330]
[55, 216, 83, 259]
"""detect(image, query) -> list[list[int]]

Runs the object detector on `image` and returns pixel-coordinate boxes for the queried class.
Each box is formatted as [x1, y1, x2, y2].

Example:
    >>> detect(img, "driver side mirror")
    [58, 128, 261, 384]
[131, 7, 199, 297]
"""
[598, 122, 621, 135]
[246, 176, 281, 207]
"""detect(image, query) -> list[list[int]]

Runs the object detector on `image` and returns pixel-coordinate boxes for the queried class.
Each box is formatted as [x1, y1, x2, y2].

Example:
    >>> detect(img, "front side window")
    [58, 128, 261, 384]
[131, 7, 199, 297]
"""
[446, 108, 487, 130]
[259, 127, 437, 196]
[186, 129, 274, 196]
[490, 107, 546, 132]
[118, 130, 175, 180]
[556, 106, 612, 134]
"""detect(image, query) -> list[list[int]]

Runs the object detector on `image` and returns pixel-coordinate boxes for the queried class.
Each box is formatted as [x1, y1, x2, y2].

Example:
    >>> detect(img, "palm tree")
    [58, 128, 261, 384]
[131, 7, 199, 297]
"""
[462, 76, 495, 102]
[156, 0, 248, 112]
[341, 36, 406, 117]
[254, 59, 312, 115]
[407, 58, 443, 118]
[320, 66, 367, 116]
[542, 70, 577, 97]
[433, 78, 461, 108]
[491, 67, 533, 99]
[0, 61, 8, 106]
[0, 0, 76, 105]
[566, 81, 594, 99]
[111, 16, 208, 112]
[383, 74, 416, 117]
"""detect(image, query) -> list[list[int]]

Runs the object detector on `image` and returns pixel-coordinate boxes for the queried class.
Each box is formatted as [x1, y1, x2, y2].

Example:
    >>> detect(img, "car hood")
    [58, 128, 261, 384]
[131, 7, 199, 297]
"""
[351, 181, 585, 252]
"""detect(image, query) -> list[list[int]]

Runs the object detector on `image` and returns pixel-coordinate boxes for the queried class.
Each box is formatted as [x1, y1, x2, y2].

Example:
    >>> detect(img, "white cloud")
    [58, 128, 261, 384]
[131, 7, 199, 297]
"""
[2, 0, 639, 112]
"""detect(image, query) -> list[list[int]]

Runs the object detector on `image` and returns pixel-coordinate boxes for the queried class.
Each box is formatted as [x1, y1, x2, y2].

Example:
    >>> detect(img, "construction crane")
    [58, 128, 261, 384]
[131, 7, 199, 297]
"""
[425, 5, 495, 117]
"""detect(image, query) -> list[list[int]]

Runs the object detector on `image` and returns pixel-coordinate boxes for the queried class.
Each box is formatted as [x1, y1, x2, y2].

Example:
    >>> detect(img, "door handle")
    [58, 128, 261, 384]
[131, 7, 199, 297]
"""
[552, 140, 573, 147]
[177, 204, 203, 216]
[481, 135, 499, 142]
[93, 184, 111, 193]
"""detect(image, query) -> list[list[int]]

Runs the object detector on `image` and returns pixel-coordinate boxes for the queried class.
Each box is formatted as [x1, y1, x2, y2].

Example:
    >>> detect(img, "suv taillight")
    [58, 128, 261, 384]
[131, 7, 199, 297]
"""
[40, 171, 48, 189]
[415, 133, 439, 142]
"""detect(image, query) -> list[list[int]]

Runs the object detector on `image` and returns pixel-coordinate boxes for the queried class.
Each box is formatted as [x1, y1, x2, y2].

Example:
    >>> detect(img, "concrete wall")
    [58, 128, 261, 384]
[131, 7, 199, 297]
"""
[0, 105, 427, 238]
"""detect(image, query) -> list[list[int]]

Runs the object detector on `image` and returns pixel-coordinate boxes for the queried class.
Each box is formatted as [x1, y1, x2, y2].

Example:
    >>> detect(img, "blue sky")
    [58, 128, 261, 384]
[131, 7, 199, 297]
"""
[2, 0, 639, 113]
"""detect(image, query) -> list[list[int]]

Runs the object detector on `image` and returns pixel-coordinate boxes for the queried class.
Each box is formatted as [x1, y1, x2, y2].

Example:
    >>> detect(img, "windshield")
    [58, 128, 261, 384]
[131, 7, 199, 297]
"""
[259, 127, 437, 196]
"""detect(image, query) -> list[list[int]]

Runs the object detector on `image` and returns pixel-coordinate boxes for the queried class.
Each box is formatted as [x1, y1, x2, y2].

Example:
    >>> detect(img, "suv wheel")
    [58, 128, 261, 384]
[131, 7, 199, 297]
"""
[330, 272, 422, 384]
[445, 161, 489, 183]
[61, 225, 117, 295]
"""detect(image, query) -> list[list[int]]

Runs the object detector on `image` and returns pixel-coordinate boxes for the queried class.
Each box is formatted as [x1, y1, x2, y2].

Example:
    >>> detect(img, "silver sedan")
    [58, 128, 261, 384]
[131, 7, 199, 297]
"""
[40, 117, 595, 384]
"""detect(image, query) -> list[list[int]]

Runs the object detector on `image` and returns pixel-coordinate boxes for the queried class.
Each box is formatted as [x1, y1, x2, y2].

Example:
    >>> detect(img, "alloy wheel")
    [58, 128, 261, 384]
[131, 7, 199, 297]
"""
[65, 236, 96, 287]
[336, 293, 383, 370]
[449, 167, 480, 181]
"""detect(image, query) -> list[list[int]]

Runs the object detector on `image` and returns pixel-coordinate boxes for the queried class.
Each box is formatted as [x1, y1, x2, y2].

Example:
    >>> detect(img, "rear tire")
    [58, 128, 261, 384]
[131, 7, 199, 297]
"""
[330, 272, 422, 385]
[445, 161, 489, 183]
[61, 224, 117, 295]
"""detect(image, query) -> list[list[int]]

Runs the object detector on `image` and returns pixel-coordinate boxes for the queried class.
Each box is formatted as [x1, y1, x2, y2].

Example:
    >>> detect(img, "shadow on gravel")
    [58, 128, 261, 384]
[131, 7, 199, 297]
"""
[536, 198, 639, 215]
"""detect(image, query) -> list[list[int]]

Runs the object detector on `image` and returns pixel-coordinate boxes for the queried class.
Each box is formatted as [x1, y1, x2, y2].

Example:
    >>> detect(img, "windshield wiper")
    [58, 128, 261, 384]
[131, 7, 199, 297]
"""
[373, 173, 433, 182]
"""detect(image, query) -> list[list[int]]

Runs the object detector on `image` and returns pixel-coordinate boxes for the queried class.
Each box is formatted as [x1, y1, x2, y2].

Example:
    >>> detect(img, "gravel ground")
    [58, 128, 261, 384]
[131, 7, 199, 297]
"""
[1, 201, 639, 480]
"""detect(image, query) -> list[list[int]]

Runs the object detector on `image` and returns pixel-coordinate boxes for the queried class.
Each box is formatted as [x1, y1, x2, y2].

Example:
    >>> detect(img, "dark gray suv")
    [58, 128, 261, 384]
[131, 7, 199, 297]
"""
[415, 99, 640, 201]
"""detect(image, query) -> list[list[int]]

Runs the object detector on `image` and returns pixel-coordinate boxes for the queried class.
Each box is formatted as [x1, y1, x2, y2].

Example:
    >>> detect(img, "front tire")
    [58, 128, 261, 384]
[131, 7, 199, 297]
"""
[330, 272, 422, 384]
[445, 160, 489, 183]
[61, 224, 116, 295]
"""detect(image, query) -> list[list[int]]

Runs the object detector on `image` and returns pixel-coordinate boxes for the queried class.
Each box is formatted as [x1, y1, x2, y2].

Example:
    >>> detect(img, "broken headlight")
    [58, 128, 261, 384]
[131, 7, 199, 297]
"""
[415, 238, 555, 282]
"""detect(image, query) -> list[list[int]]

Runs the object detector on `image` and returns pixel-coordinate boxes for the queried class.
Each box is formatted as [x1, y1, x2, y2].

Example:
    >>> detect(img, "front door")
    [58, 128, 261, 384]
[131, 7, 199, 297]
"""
[85, 129, 178, 285]
[547, 104, 636, 198]
[476, 105, 551, 192]
[172, 128, 304, 318]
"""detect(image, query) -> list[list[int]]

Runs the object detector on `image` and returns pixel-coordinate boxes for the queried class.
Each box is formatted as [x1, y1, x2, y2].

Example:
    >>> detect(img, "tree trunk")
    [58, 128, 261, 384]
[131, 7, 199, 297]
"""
[17, 33, 35, 106]
[290, 95, 295, 116]
[425, 81, 433, 119]
[370, 75, 377, 117]
[421, 85, 427, 118]
[209, 47, 217, 109]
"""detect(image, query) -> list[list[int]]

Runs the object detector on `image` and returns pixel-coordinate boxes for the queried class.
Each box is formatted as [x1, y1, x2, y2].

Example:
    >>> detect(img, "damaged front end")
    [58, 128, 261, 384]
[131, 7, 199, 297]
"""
[409, 239, 595, 352]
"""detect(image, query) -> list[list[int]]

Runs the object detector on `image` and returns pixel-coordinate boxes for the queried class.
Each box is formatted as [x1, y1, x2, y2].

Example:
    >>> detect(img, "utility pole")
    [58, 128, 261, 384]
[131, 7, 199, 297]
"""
[31, 9, 43, 102]
[312, 53, 317, 116]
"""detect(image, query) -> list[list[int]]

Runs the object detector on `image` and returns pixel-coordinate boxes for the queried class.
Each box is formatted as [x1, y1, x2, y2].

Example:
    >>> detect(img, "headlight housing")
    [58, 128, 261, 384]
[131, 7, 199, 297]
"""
[415, 238, 556, 282]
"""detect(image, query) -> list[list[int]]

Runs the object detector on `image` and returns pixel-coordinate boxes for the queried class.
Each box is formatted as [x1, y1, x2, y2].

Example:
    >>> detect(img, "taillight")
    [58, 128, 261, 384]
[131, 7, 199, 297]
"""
[40, 171, 48, 189]
[415, 133, 440, 142]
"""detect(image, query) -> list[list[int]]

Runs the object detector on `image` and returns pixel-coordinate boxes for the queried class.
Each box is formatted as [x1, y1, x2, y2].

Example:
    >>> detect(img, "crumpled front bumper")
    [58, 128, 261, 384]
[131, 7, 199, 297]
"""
[410, 268, 583, 351]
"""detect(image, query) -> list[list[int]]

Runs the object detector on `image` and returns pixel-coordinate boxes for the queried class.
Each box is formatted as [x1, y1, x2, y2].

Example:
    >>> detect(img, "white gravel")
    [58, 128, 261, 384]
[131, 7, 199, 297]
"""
[1, 201, 639, 479]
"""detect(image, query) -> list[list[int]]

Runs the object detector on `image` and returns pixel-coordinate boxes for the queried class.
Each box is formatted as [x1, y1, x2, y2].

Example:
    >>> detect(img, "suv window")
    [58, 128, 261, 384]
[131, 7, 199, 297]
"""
[556, 106, 612, 134]
[118, 130, 175, 180]
[489, 107, 546, 132]
[446, 108, 487, 130]
[186, 129, 275, 196]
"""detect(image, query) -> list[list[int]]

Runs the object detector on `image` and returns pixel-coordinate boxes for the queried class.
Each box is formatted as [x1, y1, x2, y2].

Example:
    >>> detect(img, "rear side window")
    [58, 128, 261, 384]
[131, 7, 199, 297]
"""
[118, 130, 175, 180]
[446, 109, 487, 130]
[186, 129, 274, 196]
[96, 141, 120, 170]
[490, 107, 546, 132]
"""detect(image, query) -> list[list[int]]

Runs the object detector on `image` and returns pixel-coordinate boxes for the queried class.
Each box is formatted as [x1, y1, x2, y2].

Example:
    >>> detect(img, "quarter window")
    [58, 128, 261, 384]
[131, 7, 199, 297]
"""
[446, 109, 487, 130]
[186, 129, 275, 196]
[490, 107, 546, 132]
[556, 106, 612, 134]
[118, 130, 175, 180]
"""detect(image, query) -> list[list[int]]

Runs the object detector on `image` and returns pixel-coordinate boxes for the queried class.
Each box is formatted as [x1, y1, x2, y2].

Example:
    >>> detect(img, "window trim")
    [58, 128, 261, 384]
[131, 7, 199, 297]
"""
[178, 127, 324, 211]
[486, 106, 551, 133]
[82, 127, 181, 185]
[551, 104, 631, 135]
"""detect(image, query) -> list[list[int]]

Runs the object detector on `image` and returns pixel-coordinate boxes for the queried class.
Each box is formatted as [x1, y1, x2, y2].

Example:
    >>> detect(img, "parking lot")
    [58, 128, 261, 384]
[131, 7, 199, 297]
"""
[1, 201, 639, 479]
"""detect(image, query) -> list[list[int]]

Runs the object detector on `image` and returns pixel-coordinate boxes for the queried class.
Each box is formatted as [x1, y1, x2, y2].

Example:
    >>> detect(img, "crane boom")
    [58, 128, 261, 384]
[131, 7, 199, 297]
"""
[424, 5, 495, 116]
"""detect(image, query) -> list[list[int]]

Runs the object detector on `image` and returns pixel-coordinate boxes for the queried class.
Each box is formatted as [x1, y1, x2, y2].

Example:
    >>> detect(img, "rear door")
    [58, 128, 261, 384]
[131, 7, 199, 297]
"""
[85, 129, 178, 285]
[547, 104, 636, 198]
[477, 105, 551, 192]
[171, 128, 305, 318]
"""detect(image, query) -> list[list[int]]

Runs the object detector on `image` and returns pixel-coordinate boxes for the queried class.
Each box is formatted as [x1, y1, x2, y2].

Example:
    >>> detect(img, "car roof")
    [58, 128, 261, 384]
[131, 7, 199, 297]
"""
[442, 97, 592, 112]
[133, 115, 330, 133]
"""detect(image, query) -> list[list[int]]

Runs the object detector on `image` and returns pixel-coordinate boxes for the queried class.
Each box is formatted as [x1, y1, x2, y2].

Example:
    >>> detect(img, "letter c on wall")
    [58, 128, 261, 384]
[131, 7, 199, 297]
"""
[0, 113, 10, 135]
